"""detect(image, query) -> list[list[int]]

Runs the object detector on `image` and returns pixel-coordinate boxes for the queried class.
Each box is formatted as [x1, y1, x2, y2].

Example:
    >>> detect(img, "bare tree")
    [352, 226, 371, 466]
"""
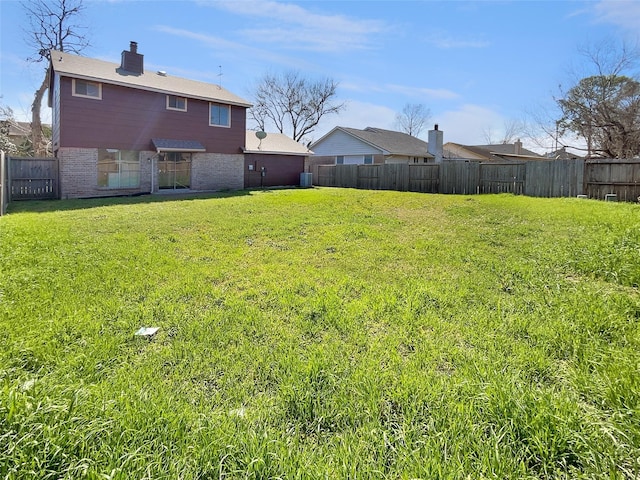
[23, 0, 89, 156]
[395, 103, 431, 137]
[249, 71, 345, 143]
[0, 99, 18, 155]
[482, 119, 525, 144]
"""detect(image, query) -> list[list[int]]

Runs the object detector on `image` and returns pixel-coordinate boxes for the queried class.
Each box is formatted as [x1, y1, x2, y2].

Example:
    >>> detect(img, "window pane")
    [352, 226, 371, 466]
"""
[168, 95, 186, 110]
[364, 155, 373, 164]
[86, 82, 99, 97]
[98, 149, 140, 188]
[336, 156, 344, 165]
[210, 103, 230, 126]
[75, 80, 100, 98]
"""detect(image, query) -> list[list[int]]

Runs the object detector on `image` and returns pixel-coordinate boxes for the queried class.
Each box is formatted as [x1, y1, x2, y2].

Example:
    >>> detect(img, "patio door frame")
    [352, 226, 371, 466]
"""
[158, 151, 192, 189]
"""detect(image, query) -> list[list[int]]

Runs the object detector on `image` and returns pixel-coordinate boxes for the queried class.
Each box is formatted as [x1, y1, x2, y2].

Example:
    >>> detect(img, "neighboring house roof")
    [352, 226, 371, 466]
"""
[544, 147, 583, 160]
[49, 49, 252, 107]
[244, 131, 313, 155]
[6, 121, 51, 139]
[312, 126, 433, 158]
[444, 141, 543, 162]
[475, 143, 541, 157]
[8, 121, 31, 138]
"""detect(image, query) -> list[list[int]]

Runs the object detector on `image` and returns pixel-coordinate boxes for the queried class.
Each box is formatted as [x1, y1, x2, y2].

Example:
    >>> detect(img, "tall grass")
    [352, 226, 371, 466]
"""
[1, 189, 638, 478]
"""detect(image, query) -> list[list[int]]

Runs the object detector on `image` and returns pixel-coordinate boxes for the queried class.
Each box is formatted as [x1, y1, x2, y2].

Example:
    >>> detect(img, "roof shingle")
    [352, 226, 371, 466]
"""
[49, 49, 251, 107]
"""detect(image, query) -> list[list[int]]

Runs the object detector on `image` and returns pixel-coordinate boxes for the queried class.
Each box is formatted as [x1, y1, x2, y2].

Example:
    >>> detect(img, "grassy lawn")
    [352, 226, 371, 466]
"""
[1, 188, 638, 479]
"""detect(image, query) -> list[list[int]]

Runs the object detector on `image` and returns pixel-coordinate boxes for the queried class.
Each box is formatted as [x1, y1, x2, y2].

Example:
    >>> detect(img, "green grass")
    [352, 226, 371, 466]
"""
[0, 188, 638, 479]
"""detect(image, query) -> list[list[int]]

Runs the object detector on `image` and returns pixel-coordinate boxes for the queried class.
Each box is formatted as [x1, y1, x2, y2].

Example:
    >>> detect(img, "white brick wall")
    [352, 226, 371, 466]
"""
[58, 148, 244, 198]
[58, 148, 153, 199]
[191, 153, 244, 191]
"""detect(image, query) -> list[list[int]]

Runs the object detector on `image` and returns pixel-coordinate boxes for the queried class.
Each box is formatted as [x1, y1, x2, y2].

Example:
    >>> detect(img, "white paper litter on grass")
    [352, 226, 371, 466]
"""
[134, 327, 159, 337]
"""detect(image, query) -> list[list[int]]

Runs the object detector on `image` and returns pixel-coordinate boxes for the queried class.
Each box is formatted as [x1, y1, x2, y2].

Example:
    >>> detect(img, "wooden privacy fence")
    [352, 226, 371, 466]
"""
[585, 160, 640, 202]
[1, 151, 7, 215]
[8, 156, 59, 200]
[317, 159, 586, 198]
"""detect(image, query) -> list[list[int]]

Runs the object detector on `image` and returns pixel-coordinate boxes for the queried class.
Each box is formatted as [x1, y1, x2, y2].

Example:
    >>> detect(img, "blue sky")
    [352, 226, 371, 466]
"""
[1, 0, 639, 152]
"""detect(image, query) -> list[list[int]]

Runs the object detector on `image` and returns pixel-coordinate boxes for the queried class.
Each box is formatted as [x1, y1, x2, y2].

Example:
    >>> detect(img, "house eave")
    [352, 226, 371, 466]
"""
[243, 149, 312, 155]
[53, 71, 253, 108]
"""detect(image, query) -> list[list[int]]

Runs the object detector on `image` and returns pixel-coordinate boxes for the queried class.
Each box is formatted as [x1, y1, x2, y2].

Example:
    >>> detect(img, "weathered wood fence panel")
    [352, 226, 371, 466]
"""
[408, 165, 439, 193]
[10, 157, 59, 200]
[440, 161, 479, 194]
[317, 159, 638, 202]
[317, 165, 336, 187]
[335, 164, 358, 188]
[378, 164, 408, 191]
[479, 163, 525, 194]
[585, 160, 640, 202]
[525, 159, 584, 197]
[358, 164, 382, 190]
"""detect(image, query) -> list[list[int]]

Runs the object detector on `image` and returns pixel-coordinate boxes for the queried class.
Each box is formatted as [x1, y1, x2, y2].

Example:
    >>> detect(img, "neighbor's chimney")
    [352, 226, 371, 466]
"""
[428, 124, 443, 163]
[514, 139, 522, 155]
[120, 41, 144, 75]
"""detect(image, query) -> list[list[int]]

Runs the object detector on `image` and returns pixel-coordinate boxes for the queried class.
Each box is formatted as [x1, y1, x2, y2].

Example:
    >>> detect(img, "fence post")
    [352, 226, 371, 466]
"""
[0, 151, 6, 216]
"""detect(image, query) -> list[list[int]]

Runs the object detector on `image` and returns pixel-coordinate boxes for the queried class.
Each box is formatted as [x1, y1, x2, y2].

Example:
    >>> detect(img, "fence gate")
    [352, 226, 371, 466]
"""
[10, 156, 59, 200]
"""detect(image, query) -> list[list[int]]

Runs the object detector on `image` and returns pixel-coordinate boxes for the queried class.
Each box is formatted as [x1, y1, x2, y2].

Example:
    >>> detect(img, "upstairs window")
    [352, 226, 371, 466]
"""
[209, 103, 230, 127]
[73, 79, 102, 99]
[167, 95, 187, 111]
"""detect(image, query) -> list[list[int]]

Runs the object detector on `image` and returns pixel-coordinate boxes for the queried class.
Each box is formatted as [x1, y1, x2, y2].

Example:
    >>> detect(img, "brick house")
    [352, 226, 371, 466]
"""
[48, 42, 253, 198]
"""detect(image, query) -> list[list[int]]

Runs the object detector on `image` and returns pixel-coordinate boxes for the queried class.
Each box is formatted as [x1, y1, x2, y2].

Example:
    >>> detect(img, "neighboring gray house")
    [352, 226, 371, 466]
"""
[309, 126, 444, 176]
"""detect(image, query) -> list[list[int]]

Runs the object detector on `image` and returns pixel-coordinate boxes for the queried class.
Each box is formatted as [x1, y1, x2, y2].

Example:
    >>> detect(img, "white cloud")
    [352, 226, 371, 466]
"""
[154, 26, 297, 65]
[305, 100, 397, 144]
[339, 79, 459, 101]
[436, 104, 504, 145]
[592, 0, 640, 30]
[201, 1, 389, 52]
[386, 84, 460, 101]
[423, 33, 491, 49]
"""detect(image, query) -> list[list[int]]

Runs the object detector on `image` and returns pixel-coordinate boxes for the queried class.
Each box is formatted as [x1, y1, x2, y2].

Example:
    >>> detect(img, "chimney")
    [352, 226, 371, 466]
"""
[120, 41, 144, 75]
[428, 124, 443, 163]
[514, 139, 522, 155]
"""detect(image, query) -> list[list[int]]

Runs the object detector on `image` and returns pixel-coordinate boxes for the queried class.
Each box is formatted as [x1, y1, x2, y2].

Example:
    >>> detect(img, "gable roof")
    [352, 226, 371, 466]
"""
[49, 49, 251, 107]
[7, 121, 31, 137]
[475, 143, 541, 157]
[312, 126, 432, 158]
[243, 131, 312, 155]
[444, 142, 543, 161]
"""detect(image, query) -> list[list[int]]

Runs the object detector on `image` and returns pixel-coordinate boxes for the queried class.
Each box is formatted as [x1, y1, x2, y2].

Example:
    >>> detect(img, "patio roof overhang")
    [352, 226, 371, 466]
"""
[152, 138, 206, 153]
